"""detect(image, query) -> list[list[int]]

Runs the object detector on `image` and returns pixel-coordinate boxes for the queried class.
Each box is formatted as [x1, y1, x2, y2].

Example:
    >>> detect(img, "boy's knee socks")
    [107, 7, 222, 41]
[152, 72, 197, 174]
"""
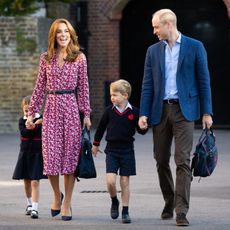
[122, 206, 129, 215]
[111, 196, 119, 205]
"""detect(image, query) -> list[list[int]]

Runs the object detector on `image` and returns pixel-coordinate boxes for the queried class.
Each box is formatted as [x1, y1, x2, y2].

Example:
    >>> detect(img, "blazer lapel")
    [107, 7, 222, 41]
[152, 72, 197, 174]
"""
[177, 35, 188, 71]
[159, 42, 166, 76]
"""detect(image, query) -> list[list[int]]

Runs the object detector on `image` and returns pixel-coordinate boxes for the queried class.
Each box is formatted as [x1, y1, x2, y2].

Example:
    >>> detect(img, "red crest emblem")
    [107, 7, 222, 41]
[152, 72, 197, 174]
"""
[128, 114, 134, 120]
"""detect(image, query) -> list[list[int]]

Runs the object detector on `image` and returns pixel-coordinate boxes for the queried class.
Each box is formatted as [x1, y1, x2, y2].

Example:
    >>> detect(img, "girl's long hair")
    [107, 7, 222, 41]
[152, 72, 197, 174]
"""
[46, 18, 81, 62]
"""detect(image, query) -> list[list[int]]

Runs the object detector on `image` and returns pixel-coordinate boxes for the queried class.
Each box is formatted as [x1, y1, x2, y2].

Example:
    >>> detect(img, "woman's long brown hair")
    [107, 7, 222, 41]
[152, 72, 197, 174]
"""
[46, 18, 81, 62]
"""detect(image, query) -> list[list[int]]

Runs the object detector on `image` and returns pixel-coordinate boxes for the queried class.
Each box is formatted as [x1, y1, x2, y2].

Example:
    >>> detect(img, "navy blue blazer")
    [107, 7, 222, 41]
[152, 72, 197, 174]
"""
[140, 34, 213, 125]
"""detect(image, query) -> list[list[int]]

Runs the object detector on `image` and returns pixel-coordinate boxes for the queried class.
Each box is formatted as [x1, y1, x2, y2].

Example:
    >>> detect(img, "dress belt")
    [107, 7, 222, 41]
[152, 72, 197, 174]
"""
[21, 137, 42, 141]
[163, 99, 179, 104]
[47, 89, 75, 95]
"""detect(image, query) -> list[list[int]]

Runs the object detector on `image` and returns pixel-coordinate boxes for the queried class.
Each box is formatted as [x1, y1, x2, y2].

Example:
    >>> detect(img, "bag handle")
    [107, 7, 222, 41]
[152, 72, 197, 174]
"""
[82, 127, 91, 141]
[198, 128, 216, 155]
[198, 128, 214, 144]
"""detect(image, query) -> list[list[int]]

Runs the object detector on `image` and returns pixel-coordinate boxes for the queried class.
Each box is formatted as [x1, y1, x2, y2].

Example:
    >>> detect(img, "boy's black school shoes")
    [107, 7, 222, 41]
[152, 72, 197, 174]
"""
[111, 201, 119, 219]
[122, 214, 131, 224]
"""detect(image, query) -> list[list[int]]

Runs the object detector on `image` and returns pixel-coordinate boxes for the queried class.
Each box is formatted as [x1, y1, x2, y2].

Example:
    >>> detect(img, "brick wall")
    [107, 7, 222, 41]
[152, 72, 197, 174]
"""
[0, 17, 51, 133]
[87, 0, 230, 126]
[0, 0, 229, 133]
[87, 0, 121, 125]
[43, 1, 121, 127]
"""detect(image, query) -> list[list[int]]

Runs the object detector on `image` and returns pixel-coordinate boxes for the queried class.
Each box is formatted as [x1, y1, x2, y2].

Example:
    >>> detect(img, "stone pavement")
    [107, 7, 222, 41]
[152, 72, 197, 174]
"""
[0, 129, 230, 230]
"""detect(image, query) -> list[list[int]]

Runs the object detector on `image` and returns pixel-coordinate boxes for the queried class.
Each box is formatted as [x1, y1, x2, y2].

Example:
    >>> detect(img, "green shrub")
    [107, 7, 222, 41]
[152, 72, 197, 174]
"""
[0, 0, 38, 16]
[16, 29, 37, 54]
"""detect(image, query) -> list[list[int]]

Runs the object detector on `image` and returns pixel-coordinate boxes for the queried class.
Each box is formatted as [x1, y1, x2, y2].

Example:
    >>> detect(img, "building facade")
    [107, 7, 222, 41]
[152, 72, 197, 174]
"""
[0, 0, 230, 133]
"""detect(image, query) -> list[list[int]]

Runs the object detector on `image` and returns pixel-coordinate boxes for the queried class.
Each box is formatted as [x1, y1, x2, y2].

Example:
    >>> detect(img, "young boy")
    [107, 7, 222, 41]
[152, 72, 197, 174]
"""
[92, 79, 147, 223]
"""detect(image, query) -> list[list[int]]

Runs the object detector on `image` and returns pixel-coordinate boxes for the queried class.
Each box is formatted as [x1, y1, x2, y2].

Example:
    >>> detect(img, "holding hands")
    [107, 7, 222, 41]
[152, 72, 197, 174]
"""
[26, 116, 34, 130]
[35, 118, 43, 125]
[25, 116, 43, 130]
[92, 145, 102, 157]
[138, 116, 148, 130]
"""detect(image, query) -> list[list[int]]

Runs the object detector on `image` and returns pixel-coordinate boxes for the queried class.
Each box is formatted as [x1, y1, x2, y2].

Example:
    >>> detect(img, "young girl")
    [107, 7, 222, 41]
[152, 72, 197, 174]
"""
[12, 96, 46, 219]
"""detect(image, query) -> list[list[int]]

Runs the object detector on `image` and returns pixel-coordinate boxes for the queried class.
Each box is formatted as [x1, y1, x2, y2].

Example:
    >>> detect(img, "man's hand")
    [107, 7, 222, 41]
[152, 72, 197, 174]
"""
[138, 116, 148, 130]
[202, 114, 213, 129]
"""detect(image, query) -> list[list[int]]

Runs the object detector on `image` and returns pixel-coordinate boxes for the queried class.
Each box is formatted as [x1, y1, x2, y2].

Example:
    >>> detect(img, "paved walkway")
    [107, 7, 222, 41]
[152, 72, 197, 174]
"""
[0, 129, 230, 230]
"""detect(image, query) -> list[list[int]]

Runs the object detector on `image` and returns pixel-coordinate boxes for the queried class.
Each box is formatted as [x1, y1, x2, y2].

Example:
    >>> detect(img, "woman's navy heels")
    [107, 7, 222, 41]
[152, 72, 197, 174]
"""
[51, 192, 64, 217]
[61, 207, 72, 221]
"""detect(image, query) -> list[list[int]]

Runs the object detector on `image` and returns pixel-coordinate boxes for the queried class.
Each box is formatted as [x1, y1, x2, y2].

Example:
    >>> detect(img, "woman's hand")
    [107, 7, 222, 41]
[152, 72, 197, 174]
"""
[83, 117, 91, 130]
[35, 118, 43, 125]
[26, 123, 36, 130]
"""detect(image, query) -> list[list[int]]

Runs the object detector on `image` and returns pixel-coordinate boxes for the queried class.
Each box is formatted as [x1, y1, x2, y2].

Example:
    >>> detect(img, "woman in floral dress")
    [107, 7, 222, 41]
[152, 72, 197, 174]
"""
[26, 18, 91, 221]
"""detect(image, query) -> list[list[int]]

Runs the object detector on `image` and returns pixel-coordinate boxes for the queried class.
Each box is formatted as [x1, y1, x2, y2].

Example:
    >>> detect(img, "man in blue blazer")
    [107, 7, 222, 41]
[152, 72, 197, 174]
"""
[138, 9, 213, 226]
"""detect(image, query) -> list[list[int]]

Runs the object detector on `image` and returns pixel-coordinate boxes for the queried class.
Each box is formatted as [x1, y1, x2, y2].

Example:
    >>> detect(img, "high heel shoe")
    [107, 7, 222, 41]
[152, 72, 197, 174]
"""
[61, 207, 72, 221]
[51, 192, 64, 217]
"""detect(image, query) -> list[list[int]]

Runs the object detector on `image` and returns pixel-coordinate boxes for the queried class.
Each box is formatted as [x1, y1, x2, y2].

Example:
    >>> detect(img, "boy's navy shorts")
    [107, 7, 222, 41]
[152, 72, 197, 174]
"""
[104, 148, 136, 176]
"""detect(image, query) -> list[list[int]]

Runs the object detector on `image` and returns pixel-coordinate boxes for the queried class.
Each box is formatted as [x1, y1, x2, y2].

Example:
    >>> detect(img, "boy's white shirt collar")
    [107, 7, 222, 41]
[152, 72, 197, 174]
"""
[114, 102, 132, 113]
[23, 113, 40, 120]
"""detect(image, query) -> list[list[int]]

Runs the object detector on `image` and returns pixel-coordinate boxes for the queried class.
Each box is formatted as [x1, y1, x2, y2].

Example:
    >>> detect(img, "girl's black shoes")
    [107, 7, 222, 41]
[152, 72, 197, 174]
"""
[25, 205, 32, 215]
[31, 210, 39, 219]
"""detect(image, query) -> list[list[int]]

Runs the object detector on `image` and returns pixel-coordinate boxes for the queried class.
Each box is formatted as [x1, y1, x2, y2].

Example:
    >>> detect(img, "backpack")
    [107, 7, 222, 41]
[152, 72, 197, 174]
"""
[191, 128, 218, 178]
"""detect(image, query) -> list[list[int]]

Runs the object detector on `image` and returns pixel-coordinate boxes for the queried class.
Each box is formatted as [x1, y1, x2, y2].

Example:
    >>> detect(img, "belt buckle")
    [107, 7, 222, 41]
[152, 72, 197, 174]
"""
[50, 90, 56, 95]
[167, 99, 173, 104]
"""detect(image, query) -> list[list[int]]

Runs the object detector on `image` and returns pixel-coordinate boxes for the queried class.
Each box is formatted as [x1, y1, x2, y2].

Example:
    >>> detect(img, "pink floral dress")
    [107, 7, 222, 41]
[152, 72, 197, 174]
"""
[28, 52, 91, 176]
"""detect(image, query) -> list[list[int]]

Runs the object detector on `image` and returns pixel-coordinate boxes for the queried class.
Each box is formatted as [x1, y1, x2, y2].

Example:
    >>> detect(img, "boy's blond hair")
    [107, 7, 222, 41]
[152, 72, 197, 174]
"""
[110, 79, 132, 99]
[21, 95, 31, 108]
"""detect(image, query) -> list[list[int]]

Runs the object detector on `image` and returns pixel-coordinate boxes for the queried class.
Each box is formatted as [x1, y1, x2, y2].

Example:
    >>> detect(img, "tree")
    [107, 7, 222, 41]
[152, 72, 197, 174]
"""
[0, 0, 38, 16]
